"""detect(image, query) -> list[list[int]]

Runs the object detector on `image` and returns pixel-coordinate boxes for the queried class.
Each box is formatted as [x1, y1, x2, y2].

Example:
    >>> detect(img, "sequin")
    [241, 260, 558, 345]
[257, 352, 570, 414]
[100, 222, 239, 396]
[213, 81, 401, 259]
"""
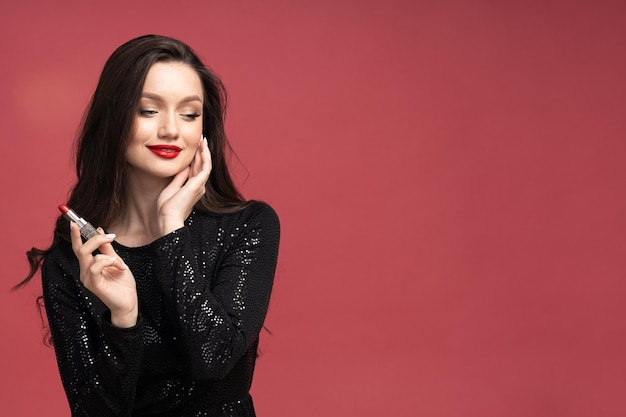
[42, 202, 279, 416]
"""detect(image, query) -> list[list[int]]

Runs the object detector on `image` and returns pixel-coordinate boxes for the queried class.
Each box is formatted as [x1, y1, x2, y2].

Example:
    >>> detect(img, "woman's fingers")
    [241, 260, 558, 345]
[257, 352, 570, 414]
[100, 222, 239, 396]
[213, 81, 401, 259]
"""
[95, 229, 128, 270]
[97, 244, 129, 271]
[170, 165, 191, 188]
[73, 228, 116, 256]
[70, 224, 127, 271]
[190, 139, 203, 177]
[198, 138, 212, 178]
[186, 140, 212, 191]
[69, 221, 83, 252]
[82, 254, 117, 285]
[160, 166, 190, 199]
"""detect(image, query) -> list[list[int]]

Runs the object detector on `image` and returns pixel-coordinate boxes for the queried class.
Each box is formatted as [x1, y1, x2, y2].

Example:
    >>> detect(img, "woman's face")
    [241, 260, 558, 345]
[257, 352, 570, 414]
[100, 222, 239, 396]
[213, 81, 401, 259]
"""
[126, 61, 204, 181]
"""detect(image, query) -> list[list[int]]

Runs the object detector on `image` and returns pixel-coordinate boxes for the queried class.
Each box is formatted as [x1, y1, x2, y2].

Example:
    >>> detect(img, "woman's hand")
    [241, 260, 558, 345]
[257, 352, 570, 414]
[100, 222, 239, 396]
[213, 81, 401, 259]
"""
[70, 222, 138, 328]
[157, 137, 212, 235]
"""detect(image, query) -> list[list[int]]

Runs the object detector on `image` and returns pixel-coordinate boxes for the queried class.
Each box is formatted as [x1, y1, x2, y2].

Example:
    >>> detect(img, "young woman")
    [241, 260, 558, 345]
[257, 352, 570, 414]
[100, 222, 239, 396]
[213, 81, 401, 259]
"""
[18, 34, 280, 416]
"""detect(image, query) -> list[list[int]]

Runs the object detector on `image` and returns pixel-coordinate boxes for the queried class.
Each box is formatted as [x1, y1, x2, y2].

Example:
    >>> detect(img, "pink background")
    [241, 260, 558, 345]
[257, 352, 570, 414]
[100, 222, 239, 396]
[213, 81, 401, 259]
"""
[2, 1, 625, 416]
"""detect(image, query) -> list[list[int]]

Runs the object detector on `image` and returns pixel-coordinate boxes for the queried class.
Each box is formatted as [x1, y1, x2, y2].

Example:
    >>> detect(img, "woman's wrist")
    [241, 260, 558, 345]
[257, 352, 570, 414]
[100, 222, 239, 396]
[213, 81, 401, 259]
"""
[110, 307, 139, 328]
[158, 213, 186, 236]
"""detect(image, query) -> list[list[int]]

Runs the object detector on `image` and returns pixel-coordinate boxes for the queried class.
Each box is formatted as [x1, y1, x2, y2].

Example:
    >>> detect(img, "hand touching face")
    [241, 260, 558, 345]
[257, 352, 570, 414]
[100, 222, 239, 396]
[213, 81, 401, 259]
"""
[157, 136, 212, 236]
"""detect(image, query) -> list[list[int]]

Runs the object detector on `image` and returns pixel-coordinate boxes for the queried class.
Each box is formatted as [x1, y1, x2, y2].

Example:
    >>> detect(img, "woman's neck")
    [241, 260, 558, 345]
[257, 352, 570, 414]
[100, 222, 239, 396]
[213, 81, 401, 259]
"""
[109, 172, 171, 247]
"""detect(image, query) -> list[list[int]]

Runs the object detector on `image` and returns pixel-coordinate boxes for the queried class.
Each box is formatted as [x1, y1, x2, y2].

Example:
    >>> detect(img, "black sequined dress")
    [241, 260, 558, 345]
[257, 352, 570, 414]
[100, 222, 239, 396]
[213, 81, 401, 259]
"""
[42, 202, 280, 417]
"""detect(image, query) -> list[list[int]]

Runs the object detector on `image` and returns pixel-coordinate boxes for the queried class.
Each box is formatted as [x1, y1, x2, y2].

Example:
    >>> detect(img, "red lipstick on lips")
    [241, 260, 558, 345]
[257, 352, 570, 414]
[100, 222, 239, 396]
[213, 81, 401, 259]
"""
[147, 145, 182, 159]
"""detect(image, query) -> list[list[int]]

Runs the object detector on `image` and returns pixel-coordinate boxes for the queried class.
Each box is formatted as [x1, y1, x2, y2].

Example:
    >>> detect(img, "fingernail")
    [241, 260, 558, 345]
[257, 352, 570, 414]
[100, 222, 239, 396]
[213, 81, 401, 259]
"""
[108, 256, 116, 262]
[105, 233, 116, 239]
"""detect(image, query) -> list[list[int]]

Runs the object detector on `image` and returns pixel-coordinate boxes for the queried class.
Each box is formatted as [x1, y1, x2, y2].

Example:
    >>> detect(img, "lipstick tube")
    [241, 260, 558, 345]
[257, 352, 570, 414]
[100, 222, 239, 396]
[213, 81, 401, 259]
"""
[58, 204, 99, 240]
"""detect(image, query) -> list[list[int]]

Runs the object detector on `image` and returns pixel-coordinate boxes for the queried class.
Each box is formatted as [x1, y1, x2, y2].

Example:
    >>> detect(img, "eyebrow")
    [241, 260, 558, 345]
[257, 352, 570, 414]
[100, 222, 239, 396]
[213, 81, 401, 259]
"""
[141, 92, 203, 103]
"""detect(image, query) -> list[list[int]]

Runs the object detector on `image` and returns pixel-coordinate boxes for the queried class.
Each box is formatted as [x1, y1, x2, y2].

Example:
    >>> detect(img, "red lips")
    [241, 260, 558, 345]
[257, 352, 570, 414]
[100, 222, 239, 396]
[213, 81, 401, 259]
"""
[147, 145, 182, 159]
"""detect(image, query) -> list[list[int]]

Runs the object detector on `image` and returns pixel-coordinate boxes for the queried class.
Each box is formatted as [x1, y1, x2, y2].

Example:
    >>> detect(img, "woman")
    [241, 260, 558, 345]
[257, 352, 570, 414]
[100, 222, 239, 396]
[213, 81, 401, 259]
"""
[18, 34, 280, 416]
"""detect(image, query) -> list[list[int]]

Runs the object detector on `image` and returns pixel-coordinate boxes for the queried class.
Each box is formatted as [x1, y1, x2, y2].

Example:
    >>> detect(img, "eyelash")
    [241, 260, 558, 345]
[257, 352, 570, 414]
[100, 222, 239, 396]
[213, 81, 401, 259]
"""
[139, 109, 201, 120]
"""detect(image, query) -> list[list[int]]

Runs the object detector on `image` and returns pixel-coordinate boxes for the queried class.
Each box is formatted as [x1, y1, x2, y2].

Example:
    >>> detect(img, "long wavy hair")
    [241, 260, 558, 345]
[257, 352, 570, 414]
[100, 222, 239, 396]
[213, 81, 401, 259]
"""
[16, 34, 247, 289]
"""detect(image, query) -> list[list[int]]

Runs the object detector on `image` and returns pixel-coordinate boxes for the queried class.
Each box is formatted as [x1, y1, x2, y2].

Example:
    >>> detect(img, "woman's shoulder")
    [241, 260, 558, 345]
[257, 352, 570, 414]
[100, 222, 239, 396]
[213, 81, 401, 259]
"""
[190, 201, 280, 247]
[197, 200, 279, 228]
[43, 240, 74, 266]
[241, 200, 279, 222]
[41, 240, 78, 289]
[231, 201, 279, 235]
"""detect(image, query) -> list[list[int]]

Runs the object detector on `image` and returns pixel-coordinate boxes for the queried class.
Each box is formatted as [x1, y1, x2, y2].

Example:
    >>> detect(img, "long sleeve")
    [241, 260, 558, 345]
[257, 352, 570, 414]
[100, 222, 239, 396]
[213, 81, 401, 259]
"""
[42, 247, 144, 417]
[41, 202, 280, 417]
[149, 202, 280, 381]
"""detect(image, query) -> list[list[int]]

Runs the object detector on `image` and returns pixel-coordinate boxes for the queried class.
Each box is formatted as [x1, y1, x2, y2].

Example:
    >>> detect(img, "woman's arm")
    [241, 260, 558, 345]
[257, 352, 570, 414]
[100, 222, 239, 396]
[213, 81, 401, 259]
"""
[42, 249, 144, 417]
[150, 202, 280, 381]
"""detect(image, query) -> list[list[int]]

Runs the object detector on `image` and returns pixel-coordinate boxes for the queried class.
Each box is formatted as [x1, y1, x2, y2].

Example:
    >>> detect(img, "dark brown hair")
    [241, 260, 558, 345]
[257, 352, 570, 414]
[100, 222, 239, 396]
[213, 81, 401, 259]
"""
[16, 34, 247, 289]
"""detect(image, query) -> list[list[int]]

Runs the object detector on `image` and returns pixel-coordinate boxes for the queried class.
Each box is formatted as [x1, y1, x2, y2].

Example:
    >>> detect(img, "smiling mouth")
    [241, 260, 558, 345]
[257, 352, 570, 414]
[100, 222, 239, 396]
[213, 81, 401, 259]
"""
[147, 145, 182, 159]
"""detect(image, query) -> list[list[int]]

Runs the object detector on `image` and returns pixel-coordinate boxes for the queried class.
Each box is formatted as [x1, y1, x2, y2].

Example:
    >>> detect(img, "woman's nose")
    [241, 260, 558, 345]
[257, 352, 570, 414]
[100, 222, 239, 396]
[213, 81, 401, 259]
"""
[158, 112, 179, 139]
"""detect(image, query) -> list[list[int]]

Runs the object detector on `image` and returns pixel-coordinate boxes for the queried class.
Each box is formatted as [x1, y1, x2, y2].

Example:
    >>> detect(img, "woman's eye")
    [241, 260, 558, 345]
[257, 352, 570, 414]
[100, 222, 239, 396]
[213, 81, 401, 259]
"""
[182, 113, 201, 120]
[139, 109, 158, 116]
